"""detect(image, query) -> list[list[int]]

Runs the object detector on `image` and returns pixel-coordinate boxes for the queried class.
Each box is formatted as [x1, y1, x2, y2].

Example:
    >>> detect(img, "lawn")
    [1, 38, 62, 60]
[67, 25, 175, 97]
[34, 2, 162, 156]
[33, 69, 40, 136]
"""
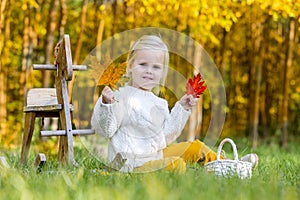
[0, 140, 299, 200]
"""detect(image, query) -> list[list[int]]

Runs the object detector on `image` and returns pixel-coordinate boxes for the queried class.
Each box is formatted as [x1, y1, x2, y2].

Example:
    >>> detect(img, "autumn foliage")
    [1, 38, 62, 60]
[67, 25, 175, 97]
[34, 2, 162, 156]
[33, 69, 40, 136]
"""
[97, 61, 127, 90]
[186, 73, 207, 98]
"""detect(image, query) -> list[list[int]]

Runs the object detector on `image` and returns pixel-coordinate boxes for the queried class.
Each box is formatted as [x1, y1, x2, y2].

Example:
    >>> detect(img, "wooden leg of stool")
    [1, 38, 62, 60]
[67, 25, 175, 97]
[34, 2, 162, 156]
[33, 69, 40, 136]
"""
[34, 153, 46, 172]
[58, 135, 77, 166]
[58, 135, 68, 165]
[21, 112, 36, 166]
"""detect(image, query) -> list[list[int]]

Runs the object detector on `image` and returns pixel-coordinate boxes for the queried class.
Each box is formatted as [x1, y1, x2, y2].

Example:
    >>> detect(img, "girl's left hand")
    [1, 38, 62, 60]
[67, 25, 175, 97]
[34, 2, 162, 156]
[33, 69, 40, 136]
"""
[179, 94, 197, 110]
[102, 86, 115, 104]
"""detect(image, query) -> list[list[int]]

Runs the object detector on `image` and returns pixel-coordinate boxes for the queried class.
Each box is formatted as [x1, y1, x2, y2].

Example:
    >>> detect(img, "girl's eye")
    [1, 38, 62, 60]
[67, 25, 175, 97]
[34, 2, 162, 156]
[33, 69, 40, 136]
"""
[140, 62, 147, 66]
[153, 65, 162, 69]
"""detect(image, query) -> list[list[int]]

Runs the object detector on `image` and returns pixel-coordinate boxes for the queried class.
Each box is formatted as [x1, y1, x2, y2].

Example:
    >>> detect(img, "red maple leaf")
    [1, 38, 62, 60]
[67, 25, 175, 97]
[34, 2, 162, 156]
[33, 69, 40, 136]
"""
[186, 73, 207, 98]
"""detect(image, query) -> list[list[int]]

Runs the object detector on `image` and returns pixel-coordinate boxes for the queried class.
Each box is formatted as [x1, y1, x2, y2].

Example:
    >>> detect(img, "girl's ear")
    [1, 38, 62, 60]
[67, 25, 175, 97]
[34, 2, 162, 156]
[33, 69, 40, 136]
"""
[128, 61, 133, 72]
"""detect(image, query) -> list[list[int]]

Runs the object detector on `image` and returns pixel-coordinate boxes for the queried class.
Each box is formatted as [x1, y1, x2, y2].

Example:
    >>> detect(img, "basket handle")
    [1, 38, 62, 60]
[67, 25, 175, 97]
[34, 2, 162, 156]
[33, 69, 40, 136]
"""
[216, 138, 239, 161]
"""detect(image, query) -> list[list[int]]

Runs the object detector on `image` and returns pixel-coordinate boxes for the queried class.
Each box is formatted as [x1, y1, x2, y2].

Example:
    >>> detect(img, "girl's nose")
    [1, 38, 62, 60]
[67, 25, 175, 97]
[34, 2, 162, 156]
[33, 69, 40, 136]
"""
[145, 66, 152, 74]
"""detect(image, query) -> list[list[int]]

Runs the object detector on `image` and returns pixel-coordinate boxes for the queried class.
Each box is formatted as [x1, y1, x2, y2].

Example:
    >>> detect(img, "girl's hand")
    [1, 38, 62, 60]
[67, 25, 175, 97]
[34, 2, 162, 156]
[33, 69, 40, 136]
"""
[179, 94, 197, 110]
[102, 86, 115, 104]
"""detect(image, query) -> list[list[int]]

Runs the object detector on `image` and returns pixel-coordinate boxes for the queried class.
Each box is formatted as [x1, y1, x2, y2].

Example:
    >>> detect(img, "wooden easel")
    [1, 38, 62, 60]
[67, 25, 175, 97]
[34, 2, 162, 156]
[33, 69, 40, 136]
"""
[21, 34, 94, 166]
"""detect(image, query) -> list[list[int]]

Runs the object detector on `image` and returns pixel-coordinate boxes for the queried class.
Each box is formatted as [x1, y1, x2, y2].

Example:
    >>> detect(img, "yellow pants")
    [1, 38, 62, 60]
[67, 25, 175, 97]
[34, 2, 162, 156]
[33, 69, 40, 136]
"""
[133, 139, 218, 173]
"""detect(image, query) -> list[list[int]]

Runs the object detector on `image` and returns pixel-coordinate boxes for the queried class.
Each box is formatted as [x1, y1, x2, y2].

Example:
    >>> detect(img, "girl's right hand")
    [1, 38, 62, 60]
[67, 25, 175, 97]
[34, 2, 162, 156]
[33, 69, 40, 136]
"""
[102, 86, 115, 104]
[179, 94, 197, 110]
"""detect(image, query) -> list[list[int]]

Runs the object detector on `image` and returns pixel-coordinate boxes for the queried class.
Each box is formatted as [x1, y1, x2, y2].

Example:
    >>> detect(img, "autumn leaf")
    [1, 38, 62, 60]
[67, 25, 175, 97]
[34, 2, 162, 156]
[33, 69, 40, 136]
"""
[87, 54, 127, 90]
[97, 61, 127, 90]
[186, 73, 207, 98]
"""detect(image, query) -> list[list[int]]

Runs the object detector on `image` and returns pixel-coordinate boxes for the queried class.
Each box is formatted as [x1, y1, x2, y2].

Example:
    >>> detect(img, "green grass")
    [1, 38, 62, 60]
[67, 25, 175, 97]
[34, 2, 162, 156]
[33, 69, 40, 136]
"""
[1, 142, 300, 200]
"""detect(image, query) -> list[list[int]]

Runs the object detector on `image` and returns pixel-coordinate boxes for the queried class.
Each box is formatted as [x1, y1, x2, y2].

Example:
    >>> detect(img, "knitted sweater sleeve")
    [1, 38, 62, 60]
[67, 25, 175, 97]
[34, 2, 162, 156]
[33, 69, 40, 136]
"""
[163, 102, 191, 145]
[91, 96, 123, 138]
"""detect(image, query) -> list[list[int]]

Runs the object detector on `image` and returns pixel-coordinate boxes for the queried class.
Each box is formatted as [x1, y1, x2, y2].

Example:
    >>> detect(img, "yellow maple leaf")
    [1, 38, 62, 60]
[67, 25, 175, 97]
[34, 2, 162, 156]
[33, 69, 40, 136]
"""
[97, 58, 127, 90]
[87, 54, 127, 90]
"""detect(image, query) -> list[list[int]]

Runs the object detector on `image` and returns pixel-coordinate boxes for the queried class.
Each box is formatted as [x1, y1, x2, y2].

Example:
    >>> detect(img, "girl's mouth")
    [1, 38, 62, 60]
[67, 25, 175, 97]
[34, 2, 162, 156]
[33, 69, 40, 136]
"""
[142, 76, 153, 80]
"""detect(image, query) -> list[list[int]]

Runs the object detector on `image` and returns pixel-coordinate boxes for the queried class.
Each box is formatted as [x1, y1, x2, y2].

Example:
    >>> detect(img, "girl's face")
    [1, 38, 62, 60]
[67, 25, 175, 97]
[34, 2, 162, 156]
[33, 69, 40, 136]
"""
[129, 50, 165, 91]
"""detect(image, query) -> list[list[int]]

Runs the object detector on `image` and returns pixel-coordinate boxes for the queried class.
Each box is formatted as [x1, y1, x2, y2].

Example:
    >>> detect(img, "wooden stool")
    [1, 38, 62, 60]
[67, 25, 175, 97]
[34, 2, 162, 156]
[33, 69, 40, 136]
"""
[21, 34, 94, 166]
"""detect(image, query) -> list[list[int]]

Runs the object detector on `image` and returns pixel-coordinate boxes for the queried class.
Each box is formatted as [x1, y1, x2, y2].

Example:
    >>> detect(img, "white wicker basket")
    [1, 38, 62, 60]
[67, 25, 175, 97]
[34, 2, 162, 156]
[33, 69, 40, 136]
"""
[204, 138, 252, 179]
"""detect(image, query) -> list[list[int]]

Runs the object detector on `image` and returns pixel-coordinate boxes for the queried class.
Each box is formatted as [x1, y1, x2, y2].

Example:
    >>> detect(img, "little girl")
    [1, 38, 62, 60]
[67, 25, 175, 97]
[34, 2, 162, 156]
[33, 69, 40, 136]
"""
[91, 35, 257, 173]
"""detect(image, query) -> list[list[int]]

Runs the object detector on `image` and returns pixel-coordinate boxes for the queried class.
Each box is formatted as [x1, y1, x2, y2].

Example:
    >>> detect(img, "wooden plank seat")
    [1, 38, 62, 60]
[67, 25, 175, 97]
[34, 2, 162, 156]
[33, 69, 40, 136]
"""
[25, 88, 63, 112]
[24, 88, 74, 114]
[21, 34, 95, 166]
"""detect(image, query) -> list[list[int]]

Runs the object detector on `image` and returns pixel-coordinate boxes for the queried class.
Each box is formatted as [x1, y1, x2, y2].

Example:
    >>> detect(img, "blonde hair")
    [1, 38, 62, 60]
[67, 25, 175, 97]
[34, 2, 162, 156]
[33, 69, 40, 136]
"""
[126, 35, 169, 87]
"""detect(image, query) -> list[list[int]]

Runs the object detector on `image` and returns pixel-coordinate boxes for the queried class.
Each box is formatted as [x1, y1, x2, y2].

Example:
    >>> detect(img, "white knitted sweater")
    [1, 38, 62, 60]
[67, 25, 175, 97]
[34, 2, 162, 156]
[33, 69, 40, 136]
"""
[91, 86, 191, 172]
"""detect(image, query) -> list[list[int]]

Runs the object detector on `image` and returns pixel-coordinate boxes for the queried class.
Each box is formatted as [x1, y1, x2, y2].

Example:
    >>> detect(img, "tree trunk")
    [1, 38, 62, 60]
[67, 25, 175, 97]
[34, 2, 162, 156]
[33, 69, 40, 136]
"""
[187, 44, 203, 141]
[0, 0, 8, 140]
[96, 18, 105, 51]
[281, 19, 295, 147]
[73, 0, 88, 65]
[247, 19, 255, 140]
[218, 29, 227, 75]
[94, 0, 105, 64]
[68, 0, 88, 102]
[94, 13, 105, 104]
[20, 2, 31, 100]
[251, 53, 262, 148]
[58, 0, 67, 39]
[43, 0, 59, 88]
[0, 0, 7, 54]
[42, 0, 59, 131]
[247, 60, 255, 137]
[110, 0, 117, 57]
[260, 74, 268, 139]
[250, 22, 264, 148]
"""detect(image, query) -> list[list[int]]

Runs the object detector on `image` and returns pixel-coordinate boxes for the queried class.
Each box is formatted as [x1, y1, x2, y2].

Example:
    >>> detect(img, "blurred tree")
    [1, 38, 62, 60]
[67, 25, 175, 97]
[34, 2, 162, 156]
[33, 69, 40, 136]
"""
[0, 0, 8, 145]
[280, 18, 296, 147]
